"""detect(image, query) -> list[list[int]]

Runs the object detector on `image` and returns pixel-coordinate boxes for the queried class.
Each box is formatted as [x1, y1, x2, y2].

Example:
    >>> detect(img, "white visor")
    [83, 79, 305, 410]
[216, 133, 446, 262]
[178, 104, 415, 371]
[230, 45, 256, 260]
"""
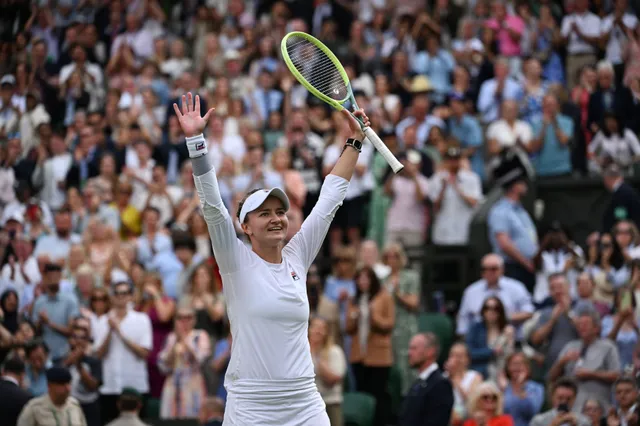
[238, 188, 290, 223]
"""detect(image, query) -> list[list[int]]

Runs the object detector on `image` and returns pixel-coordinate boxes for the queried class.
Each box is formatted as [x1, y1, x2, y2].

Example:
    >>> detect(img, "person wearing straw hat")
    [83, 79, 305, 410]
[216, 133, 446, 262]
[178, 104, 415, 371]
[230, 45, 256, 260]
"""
[172, 92, 370, 425]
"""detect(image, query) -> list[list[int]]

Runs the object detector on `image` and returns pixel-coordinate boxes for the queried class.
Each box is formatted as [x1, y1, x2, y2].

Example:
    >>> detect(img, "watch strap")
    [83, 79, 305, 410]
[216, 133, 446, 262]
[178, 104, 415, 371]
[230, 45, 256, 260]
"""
[344, 138, 363, 153]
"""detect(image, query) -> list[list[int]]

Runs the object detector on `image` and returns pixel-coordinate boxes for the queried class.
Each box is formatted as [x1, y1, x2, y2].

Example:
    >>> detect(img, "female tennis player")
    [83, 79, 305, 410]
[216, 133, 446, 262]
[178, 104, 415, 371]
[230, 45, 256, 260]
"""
[173, 93, 369, 425]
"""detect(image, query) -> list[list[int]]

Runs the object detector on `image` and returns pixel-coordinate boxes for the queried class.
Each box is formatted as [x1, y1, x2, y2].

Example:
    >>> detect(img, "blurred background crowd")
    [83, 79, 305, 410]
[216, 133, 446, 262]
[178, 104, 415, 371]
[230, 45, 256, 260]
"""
[1, 0, 640, 425]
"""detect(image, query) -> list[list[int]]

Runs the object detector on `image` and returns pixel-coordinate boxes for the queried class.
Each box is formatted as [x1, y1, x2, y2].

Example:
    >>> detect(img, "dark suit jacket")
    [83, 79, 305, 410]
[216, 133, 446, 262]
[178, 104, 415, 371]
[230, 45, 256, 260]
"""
[398, 368, 454, 426]
[153, 143, 189, 173]
[603, 182, 640, 232]
[587, 86, 633, 130]
[0, 378, 32, 426]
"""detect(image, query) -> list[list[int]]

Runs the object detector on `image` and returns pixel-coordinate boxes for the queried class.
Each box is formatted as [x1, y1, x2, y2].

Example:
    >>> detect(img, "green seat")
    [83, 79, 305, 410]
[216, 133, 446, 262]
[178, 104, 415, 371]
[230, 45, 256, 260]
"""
[145, 397, 161, 419]
[418, 313, 455, 365]
[387, 364, 403, 418]
[343, 392, 376, 426]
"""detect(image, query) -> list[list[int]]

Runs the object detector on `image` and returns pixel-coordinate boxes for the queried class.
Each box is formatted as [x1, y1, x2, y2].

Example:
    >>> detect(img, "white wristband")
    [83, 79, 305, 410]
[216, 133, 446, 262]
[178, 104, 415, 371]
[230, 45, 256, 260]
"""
[186, 133, 208, 158]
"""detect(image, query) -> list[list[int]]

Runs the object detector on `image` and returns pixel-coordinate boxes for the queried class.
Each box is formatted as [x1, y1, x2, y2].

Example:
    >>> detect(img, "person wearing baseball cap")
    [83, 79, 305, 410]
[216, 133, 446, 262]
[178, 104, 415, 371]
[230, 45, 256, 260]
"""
[104, 388, 147, 426]
[17, 366, 87, 425]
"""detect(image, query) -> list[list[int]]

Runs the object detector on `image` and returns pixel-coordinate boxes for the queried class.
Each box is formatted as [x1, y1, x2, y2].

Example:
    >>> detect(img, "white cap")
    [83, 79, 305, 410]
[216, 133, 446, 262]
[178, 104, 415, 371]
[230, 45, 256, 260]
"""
[5, 211, 24, 225]
[239, 188, 290, 223]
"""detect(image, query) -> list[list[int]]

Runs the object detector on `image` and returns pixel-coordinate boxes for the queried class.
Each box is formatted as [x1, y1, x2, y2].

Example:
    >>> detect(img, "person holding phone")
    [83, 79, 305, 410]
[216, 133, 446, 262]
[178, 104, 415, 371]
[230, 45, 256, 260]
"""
[530, 378, 591, 426]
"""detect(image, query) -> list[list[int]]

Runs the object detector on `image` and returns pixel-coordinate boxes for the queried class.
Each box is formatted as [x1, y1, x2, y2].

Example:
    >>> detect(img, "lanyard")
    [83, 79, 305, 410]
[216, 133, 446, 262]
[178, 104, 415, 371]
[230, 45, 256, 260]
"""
[51, 408, 72, 426]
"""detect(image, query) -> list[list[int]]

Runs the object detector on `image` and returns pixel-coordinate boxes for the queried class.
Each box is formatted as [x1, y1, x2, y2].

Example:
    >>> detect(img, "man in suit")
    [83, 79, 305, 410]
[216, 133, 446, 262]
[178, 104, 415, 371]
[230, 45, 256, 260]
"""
[398, 332, 454, 426]
[602, 165, 640, 232]
[0, 355, 32, 426]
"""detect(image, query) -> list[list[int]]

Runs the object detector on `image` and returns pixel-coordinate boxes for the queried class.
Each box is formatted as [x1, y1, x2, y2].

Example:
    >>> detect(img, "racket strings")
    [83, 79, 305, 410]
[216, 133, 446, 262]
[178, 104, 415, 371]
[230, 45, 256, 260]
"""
[285, 36, 348, 101]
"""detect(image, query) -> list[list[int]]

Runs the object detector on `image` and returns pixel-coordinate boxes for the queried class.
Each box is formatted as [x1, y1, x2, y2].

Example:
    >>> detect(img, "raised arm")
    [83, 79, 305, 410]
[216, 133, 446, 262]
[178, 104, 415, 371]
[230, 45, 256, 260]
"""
[174, 93, 252, 274]
[284, 109, 370, 269]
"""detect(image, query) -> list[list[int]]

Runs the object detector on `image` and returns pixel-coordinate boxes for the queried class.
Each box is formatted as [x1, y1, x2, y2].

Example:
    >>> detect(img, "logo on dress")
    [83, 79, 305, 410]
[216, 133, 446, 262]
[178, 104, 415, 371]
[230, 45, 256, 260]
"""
[195, 141, 205, 151]
[291, 271, 300, 281]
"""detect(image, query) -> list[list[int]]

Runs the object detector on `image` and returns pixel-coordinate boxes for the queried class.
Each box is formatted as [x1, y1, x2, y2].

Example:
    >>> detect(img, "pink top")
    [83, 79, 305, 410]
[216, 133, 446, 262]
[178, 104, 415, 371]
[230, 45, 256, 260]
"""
[486, 16, 525, 57]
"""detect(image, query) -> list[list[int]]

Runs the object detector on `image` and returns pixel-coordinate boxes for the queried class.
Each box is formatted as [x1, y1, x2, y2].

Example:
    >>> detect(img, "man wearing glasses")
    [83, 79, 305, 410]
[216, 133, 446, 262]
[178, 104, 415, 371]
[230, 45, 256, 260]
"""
[456, 253, 534, 337]
[94, 281, 152, 425]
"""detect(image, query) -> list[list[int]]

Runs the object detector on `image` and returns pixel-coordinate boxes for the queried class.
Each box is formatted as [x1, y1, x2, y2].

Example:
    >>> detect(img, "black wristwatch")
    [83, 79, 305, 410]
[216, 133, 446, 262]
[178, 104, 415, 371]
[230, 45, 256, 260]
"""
[342, 138, 362, 154]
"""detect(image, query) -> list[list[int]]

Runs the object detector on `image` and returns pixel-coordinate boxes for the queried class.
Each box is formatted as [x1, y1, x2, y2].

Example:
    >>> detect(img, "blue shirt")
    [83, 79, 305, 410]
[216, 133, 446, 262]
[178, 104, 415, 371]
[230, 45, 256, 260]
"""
[531, 114, 574, 177]
[448, 115, 484, 178]
[488, 197, 539, 262]
[26, 365, 48, 397]
[504, 381, 545, 426]
[477, 78, 523, 124]
[214, 339, 230, 401]
[32, 292, 80, 359]
[148, 250, 184, 299]
[412, 49, 455, 103]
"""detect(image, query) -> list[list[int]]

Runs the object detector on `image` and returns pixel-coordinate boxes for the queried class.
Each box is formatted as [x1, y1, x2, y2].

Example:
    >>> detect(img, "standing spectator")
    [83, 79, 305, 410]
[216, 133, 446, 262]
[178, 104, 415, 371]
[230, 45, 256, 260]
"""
[0, 356, 31, 426]
[104, 388, 147, 426]
[346, 266, 395, 426]
[17, 366, 87, 426]
[601, 0, 638, 86]
[602, 165, 640, 233]
[561, 0, 601, 90]
[485, 100, 534, 171]
[466, 296, 516, 380]
[445, 342, 483, 426]
[530, 94, 574, 177]
[485, 0, 525, 77]
[33, 207, 82, 263]
[502, 352, 545, 426]
[549, 310, 621, 411]
[487, 172, 539, 291]
[601, 290, 639, 370]
[448, 95, 484, 179]
[588, 61, 633, 134]
[412, 35, 456, 105]
[55, 325, 102, 426]
[182, 263, 226, 342]
[530, 273, 580, 374]
[464, 381, 515, 426]
[429, 146, 483, 245]
[383, 151, 430, 249]
[31, 131, 73, 212]
[382, 243, 421, 394]
[158, 304, 210, 419]
[457, 254, 534, 336]
[25, 340, 49, 397]
[398, 332, 454, 426]
[32, 263, 79, 360]
[95, 281, 152, 425]
[309, 316, 347, 426]
[530, 378, 591, 426]
[477, 58, 523, 125]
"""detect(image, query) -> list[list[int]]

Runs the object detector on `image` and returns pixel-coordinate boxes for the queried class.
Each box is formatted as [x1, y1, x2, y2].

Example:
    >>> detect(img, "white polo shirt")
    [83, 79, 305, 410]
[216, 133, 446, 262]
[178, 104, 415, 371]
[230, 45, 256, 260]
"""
[601, 13, 638, 64]
[95, 309, 153, 395]
[561, 12, 601, 55]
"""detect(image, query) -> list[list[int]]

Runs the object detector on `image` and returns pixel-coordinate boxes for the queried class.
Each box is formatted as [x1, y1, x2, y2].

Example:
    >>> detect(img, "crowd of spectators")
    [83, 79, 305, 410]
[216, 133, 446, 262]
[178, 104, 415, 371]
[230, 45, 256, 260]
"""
[1, 0, 640, 426]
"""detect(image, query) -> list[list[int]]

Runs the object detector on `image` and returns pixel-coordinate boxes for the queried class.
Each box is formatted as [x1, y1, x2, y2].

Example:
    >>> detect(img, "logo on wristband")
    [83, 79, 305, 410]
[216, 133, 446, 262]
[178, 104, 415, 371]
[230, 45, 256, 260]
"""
[195, 141, 205, 151]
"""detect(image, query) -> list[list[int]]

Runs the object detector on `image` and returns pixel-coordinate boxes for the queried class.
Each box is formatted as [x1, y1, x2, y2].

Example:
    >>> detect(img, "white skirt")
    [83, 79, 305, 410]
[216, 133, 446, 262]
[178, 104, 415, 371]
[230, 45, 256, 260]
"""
[223, 378, 330, 426]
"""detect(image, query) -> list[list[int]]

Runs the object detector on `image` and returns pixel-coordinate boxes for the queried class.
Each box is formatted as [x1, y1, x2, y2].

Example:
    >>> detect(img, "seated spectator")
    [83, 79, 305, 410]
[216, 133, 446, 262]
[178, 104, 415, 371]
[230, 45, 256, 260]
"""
[582, 399, 606, 426]
[324, 246, 357, 331]
[588, 112, 640, 174]
[575, 272, 610, 317]
[463, 381, 515, 426]
[445, 342, 482, 426]
[549, 310, 621, 411]
[520, 59, 549, 123]
[587, 232, 630, 303]
[613, 220, 639, 261]
[466, 296, 515, 380]
[309, 316, 347, 426]
[530, 377, 591, 426]
[447, 94, 484, 179]
[199, 396, 225, 426]
[158, 304, 210, 419]
[24, 340, 49, 397]
[502, 352, 545, 426]
[588, 61, 633, 134]
[429, 146, 482, 246]
[346, 266, 395, 426]
[105, 387, 146, 426]
[359, 240, 391, 282]
[601, 288, 639, 370]
[530, 273, 579, 375]
[529, 94, 574, 177]
[457, 254, 534, 337]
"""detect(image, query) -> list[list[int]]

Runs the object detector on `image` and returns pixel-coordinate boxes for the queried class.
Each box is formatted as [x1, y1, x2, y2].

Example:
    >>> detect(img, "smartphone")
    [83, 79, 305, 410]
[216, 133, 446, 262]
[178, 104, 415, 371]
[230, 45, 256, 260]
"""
[621, 289, 633, 311]
[557, 403, 570, 413]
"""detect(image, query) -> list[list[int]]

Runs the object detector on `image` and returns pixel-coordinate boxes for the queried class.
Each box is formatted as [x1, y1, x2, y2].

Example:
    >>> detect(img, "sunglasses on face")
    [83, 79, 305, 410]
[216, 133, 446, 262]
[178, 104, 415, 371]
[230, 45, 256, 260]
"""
[482, 394, 498, 402]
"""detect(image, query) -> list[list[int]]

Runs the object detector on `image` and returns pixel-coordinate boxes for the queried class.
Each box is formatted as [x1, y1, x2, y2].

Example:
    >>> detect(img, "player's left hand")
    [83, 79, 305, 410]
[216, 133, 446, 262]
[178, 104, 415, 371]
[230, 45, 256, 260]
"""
[341, 108, 369, 141]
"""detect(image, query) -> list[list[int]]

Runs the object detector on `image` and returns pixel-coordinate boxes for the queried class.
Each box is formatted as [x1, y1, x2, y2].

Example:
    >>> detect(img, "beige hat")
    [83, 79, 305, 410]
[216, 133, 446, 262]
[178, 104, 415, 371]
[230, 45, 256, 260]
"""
[410, 75, 433, 93]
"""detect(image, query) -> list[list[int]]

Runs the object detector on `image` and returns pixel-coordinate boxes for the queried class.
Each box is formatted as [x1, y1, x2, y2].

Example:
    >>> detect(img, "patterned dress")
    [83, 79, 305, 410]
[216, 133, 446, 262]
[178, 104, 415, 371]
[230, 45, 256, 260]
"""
[386, 269, 421, 394]
[158, 329, 211, 419]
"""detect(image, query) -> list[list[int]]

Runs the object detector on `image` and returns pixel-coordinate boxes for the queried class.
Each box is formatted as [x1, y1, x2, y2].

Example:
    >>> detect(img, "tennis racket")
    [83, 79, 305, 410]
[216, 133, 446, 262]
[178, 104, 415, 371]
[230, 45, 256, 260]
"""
[281, 31, 404, 174]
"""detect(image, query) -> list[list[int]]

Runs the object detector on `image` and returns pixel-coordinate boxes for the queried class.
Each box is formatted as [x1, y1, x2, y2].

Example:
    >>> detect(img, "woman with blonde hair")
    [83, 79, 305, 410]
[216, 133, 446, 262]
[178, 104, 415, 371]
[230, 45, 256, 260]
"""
[182, 263, 226, 342]
[135, 272, 176, 400]
[158, 304, 211, 419]
[445, 342, 483, 426]
[309, 316, 347, 426]
[84, 218, 119, 282]
[464, 381, 514, 426]
[382, 242, 421, 394]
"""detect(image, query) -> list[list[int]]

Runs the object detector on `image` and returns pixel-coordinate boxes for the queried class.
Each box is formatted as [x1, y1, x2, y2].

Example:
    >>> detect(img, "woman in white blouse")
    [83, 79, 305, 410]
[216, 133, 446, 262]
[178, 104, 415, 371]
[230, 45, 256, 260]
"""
[589, 112, 640, 174]
[309, 316, 347, 426]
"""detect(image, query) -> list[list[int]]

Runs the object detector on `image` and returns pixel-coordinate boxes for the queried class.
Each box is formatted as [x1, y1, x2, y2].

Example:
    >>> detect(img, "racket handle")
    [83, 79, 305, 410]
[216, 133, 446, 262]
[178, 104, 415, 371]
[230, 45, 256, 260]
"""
[363, 127, 404, 174]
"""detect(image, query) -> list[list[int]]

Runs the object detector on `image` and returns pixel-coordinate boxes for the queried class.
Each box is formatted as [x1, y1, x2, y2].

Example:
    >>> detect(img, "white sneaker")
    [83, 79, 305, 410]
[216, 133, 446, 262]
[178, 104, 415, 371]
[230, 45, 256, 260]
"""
[186, 134, 208, 158]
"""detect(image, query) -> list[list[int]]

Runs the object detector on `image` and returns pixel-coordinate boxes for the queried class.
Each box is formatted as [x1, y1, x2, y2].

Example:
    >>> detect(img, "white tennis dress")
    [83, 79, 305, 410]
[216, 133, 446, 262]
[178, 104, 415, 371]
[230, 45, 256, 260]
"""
[194, 168, 348, 426]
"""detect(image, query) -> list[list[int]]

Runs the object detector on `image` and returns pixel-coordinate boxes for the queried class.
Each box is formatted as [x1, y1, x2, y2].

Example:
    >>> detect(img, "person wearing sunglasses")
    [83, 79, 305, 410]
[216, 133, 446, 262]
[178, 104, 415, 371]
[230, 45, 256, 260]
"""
[94, 281, 152, 425]
[464, 381, 514, 426]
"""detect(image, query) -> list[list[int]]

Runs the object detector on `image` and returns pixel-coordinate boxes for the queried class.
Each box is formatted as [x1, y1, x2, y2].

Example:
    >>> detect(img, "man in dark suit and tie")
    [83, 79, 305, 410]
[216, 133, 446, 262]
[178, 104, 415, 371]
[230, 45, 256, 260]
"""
[398, 333, 454, 426]
[602, 165, 640, 232]
[0, 355, 32, 425]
